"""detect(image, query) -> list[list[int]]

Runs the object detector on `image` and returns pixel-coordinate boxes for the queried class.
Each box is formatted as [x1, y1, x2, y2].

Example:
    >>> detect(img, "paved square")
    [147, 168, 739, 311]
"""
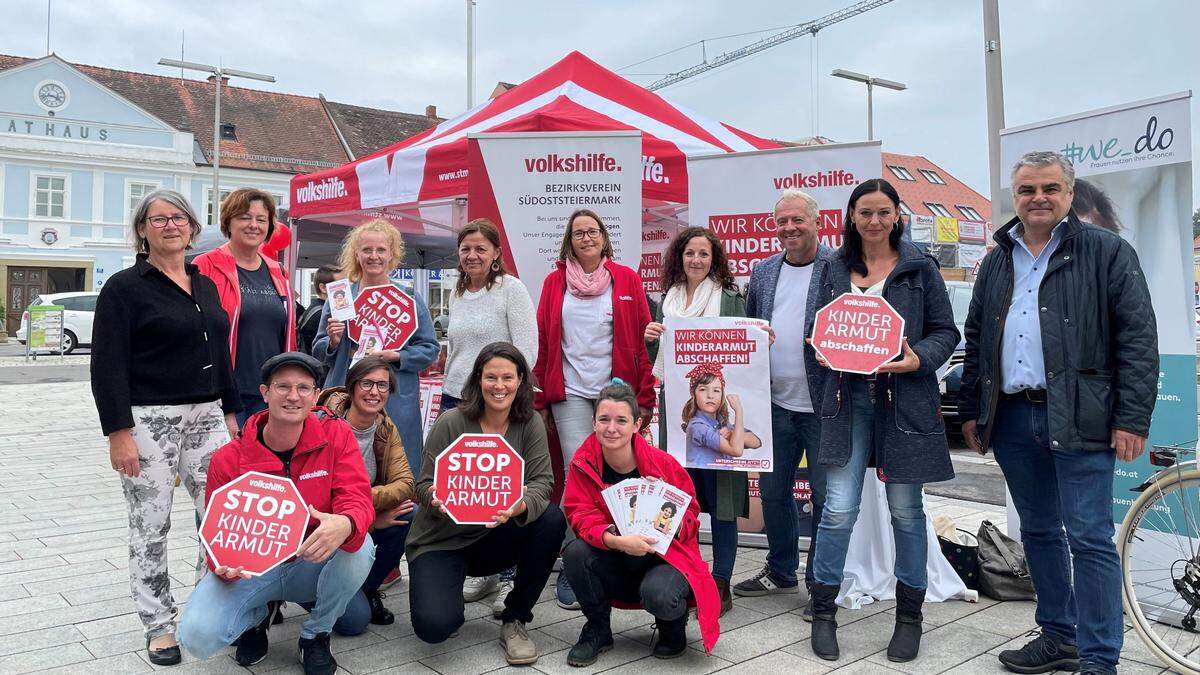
[0, 380, 1171, 673]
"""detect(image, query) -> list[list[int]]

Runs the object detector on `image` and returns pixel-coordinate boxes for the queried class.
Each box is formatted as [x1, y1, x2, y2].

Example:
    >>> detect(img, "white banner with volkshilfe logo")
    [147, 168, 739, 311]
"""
[466, 131, 643, 307]
[686, 141, 882, 284]
[998, 91, 1194, 527]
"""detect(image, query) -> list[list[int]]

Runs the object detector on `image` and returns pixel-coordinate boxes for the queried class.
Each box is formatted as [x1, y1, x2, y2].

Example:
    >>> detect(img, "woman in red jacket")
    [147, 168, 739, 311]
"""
[532, 209, 654, 609]
[195, 188, 297, 426]
[561, 382, 719, 666]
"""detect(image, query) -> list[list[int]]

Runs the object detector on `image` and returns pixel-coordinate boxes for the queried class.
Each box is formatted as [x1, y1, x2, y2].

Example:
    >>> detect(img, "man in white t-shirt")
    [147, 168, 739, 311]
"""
[732, 189, 834, 620]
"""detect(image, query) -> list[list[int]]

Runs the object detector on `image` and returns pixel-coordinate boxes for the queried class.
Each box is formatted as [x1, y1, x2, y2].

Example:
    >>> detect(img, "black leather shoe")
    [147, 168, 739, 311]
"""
[651, 616, 688, 659]
[298, 633, 337, 675]
[998, 630, 1080, 673]
[146, 643, 181, 666]
[365, 590, 395, 625]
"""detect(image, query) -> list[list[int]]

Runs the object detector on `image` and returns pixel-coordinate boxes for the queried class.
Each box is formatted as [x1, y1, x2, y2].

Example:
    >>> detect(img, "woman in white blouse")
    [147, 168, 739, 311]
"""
[442, 218, 538, 611]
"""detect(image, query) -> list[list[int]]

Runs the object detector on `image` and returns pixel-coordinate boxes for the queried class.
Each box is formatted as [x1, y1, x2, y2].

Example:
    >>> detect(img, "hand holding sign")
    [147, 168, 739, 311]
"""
[874, 336, 921, 374]
[299, 506, 353, 564]
[486, 487, 527, 528]
[349, 285, 419, 352]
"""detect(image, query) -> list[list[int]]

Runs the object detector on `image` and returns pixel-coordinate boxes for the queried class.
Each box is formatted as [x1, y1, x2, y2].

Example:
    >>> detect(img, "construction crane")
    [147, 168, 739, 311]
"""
[647, 0, 895, 92]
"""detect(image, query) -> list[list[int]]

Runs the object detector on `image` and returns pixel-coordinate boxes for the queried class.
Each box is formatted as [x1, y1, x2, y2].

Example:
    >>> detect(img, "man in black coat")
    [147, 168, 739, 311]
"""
[959, 150, 1157, 675]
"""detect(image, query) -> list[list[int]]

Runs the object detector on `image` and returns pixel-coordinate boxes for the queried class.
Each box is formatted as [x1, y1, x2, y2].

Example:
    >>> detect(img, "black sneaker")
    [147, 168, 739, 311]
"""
[234, 609, 273, 667]
[997, 630, 1080, 674]
[651, 617, 688, 659]
[732, 566, 799, 597]
[567, 621, 613, 667]
[298, 633, 337, 675]
[365, 589, 395, 625]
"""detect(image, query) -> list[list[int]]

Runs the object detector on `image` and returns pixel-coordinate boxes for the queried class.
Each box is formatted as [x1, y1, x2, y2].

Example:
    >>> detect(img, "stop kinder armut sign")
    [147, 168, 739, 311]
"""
[811, 292, 905, 375]
[348, 284, 419, 351]
[433, 434, 525, 525]
[200, 471, 311, 576]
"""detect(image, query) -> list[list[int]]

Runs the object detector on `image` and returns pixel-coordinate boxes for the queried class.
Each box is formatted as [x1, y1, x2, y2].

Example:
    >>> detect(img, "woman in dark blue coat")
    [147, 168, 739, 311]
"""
[806, 179, 959, 665]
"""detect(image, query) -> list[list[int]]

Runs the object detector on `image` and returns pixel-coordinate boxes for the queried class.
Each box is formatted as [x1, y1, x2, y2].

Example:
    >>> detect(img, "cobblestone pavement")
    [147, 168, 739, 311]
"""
[0, 381, 1171, 674]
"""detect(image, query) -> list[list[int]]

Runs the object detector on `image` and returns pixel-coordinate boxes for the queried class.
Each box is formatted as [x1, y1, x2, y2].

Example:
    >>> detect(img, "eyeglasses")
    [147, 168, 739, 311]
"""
[146, 214, 190, 229]
[357, 379, 390, 393]
[270, 382, 316, 396]
[572, 228, 603, 240]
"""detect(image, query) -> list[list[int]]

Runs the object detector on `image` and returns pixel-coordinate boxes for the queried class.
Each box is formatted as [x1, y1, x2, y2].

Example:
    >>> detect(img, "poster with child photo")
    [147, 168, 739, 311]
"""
[663, 316, 773, 472]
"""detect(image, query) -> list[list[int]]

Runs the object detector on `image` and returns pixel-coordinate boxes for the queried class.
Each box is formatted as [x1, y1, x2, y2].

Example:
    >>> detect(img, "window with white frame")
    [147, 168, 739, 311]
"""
[898, 201, 913, 216]
[887, 164, 916, 181]
[918, 168, 946, 185]
[924, 202, 953, 218]
[205, 189, 233, 226]
[33, 175, 67, 218]
[128, 182, 158, 219]
[957, 205, 983, 221]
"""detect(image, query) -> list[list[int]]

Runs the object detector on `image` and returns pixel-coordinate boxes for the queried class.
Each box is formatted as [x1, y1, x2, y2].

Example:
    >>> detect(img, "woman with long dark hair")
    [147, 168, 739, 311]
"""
[406, 342, 565, 665]
[644, 226, 751, 615]
[807, 178, 959, 664]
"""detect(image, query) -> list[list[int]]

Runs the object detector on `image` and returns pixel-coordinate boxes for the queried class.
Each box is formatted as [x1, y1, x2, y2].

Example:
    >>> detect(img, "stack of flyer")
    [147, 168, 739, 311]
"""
[600, 479, 692, 555]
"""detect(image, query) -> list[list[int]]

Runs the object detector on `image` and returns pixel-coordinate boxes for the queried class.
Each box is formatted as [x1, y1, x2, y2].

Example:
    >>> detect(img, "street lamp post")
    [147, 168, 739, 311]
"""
[830, 68, 906, 141]
[157, 59, 275, 226]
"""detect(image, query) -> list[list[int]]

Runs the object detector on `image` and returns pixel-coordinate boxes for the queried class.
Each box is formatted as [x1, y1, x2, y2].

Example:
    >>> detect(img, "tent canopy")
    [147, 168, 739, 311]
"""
[288, 51, 780, 266]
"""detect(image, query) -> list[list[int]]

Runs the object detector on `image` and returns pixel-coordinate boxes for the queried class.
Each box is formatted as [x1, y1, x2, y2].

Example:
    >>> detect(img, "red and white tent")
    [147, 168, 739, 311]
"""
[288, 51, 780, 265]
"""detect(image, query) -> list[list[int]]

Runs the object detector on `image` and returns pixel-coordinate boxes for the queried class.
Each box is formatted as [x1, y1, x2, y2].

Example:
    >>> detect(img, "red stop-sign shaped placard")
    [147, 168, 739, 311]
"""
[811, 292, 905, 375]
[348, 284, 419, 351]
[433, 433, 525, 525]
[200, 471, 310, 576]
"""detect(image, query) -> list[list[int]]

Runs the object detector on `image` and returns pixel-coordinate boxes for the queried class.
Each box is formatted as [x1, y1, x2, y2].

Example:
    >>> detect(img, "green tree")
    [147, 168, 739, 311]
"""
[1194, 206, 1200, 239]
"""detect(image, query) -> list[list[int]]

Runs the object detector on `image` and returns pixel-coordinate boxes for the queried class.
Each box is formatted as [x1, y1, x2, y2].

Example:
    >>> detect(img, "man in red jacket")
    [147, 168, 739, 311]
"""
[178, 353, 375, 675]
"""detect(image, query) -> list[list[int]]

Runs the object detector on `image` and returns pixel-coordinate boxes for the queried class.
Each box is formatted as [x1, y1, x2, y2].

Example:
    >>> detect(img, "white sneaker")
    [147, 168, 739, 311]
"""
[463, 574, 500, 602]
[492, 579, 514, 618]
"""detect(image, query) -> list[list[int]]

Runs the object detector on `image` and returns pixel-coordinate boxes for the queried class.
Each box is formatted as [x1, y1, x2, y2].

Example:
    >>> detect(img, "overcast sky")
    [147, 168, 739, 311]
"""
[7, 0, 1199, 208]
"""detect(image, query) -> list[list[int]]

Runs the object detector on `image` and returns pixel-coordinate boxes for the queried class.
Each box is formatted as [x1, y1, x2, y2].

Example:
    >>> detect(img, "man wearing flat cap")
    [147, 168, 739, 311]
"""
[179, 353, 375, 675]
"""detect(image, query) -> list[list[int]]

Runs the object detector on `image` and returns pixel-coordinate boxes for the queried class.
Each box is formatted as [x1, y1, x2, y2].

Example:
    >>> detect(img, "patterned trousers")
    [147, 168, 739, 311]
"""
[121, 400, 229, 640]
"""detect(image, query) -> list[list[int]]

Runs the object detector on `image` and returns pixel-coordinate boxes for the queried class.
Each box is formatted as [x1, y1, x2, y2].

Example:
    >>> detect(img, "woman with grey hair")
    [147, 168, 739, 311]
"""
[90, 189, 241, 666]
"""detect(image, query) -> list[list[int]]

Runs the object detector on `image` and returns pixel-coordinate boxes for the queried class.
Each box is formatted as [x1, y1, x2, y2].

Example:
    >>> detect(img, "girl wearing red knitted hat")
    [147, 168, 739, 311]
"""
[681, 363, 762, 468]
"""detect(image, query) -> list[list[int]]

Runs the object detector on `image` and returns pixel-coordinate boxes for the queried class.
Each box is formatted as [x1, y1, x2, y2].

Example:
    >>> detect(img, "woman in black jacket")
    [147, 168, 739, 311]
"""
[806, 179, 959, 664]
[90, 189, 240, 666]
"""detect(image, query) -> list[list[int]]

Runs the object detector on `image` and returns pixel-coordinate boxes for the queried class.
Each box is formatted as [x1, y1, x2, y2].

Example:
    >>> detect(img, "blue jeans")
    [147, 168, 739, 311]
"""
[178, 536, 375, 660]
[305, 523, 410, 636]
[812, 379, 927, 589]
[990, 397, 1122, 670]
[759, 404, 824, 586]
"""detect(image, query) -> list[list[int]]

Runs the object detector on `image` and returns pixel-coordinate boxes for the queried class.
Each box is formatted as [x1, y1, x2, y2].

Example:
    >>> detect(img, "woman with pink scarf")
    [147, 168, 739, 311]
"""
[532, 208, 655, 610]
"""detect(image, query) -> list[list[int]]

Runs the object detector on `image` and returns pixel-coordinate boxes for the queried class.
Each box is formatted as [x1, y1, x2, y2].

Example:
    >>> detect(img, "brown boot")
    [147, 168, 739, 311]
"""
[716, 578, 733, 616]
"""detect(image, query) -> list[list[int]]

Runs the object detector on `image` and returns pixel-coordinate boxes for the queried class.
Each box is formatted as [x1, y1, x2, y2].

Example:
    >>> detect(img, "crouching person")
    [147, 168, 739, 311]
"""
[406, 342, 566, 665]
[313, 355, 416, 631]
[561, 382, 720, 667]
[178, 353, 376, 675]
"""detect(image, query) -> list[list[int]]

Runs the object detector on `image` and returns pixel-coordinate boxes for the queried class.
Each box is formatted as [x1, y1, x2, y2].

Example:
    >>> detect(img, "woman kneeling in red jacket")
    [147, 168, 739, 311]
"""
[561, 381, 719, 667]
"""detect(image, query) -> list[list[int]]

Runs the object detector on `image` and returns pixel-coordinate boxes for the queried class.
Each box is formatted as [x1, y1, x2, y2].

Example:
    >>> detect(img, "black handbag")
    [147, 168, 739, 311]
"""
[977, 520, 1038, 601]
[937, 528, 980, 591]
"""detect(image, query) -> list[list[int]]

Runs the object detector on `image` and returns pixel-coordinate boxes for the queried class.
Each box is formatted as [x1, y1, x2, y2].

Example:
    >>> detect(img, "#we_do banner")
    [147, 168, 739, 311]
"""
[687, 141, 882, 284]
[466, 131, 643, 308]
[662, 316, 773, 472]
[998, 91, 1194, 527]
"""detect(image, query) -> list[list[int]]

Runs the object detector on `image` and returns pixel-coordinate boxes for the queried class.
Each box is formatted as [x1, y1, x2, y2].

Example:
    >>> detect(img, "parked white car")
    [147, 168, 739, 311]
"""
[15, 291, 98, 354]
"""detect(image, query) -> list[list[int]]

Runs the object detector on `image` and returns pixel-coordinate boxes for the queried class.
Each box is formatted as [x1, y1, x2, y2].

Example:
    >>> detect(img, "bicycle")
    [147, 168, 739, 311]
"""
[1119, 442, 1200, 674]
